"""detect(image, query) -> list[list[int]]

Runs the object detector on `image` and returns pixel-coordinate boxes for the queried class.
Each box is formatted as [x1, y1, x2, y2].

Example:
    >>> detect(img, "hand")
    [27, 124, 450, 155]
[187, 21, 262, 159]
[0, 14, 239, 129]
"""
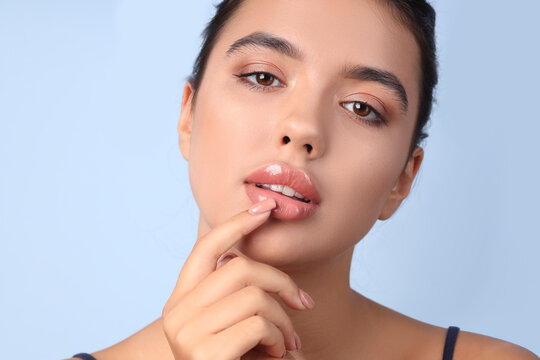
[162, 198, 314, 360]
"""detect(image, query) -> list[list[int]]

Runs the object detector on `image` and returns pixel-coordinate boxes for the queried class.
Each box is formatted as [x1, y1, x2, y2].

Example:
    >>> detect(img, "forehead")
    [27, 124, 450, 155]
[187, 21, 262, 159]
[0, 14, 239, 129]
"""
[212, 0, 421, 106]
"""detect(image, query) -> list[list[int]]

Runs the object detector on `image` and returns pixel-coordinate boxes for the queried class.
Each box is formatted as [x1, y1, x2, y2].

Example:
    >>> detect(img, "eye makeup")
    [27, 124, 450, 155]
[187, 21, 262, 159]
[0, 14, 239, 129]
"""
[232, 60, 391, 128]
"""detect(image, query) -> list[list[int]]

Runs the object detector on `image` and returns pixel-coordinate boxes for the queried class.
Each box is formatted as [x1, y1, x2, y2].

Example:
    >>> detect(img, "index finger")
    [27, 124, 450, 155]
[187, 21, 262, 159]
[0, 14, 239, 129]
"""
[171, 198, 276, 299]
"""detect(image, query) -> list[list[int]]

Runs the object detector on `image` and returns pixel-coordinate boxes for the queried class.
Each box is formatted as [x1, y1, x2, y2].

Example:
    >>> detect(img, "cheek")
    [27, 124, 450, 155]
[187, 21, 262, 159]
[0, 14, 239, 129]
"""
[315, 130, 405, 247]
[187, 70, 413, 261]
[187, 84, 267, 226]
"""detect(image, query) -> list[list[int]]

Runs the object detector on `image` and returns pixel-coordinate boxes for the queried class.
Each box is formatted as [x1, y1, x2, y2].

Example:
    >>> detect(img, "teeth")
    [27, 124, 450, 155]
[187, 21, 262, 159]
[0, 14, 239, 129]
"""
[281, 185, 295, 197]
[269, 184, 283, 192]
[258, 183, 307, 201]
[294, 191, 304, 199]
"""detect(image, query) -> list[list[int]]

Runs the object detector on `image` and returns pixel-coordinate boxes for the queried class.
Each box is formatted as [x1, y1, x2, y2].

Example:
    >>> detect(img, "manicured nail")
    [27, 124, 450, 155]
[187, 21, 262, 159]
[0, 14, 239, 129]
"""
[248, 198, 276, 215]
[216, 253, 237, 269]
[298, 288, 315, 309]
[294, 331, 302, 350]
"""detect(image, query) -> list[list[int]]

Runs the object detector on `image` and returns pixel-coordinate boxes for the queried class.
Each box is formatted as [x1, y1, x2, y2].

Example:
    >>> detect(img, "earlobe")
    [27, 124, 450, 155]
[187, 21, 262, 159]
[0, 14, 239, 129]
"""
[378, 146, 424, 221]
[178, 81, 195, 161]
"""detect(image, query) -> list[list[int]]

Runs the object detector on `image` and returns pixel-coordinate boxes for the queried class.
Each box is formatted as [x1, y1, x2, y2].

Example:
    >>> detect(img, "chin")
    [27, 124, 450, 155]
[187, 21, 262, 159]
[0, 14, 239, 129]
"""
[236, 229, 294, 262]
[234, 221, 324, 268]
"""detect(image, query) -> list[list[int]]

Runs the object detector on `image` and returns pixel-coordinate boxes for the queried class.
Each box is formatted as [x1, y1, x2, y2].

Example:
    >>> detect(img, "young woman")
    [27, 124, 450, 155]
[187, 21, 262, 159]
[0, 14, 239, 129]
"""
[68, 0, 538, 359]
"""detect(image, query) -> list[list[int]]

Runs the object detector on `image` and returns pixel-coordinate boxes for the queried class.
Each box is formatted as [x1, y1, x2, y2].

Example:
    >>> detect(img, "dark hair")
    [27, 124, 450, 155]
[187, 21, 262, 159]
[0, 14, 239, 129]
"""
[187, 0, 437, 160]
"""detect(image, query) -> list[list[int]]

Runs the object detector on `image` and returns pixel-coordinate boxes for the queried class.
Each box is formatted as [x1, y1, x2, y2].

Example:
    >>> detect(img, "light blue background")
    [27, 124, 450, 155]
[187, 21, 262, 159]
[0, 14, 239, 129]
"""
[1, 1, 539, 358]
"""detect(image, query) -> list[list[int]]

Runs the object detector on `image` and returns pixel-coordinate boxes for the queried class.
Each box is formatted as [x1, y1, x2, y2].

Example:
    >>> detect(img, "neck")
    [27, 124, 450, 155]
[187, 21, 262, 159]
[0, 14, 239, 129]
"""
[107, 220, 379, 360]
[273, 247, 366, 359]
[106, 246, 374, 360]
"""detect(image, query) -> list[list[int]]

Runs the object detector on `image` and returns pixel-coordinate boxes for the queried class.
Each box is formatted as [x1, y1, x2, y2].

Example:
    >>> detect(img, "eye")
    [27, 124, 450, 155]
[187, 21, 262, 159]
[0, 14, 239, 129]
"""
[341, 101, 387, 127]
[234, 71, 285, 92]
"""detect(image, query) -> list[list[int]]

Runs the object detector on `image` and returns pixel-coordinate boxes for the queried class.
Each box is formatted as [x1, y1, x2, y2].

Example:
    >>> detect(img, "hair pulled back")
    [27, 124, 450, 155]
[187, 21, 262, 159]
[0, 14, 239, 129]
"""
[187, 0, 438, 160]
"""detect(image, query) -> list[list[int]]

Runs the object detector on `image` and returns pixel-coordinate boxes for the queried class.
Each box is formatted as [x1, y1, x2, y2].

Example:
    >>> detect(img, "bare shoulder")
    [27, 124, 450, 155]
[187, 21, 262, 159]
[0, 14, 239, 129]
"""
[355, 294, 538, 360]
[451, 330, 539, 360]
[407, 324, 539, 360]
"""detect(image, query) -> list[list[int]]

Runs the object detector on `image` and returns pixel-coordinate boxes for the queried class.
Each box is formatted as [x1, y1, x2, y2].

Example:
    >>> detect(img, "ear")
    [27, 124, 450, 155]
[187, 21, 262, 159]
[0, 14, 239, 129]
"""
[178, 81, 195, 161]
[378, 146, 424, 221]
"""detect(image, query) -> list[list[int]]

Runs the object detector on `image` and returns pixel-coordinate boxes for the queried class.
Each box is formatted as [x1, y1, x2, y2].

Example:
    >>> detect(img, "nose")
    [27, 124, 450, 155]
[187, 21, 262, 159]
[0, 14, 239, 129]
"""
[275, 100, 326, 160]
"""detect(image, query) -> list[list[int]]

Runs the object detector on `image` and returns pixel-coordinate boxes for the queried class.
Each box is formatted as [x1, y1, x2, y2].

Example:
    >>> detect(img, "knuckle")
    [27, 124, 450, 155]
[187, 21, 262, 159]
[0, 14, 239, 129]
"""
[270, 266, 299, 296]
[264, 263, 293, 285]
[244, 285, 268, 302]
[278, 269, 297, 290]
[281, 312, 295, 332]
[161, 312, 175, 337]
[191, 344, 212, 360]
[162, 302, 172, 318]
[164, 329, 197, 360]
[174, 327, 196, 353]
[228, 254, 249, 269]
[162, 314, 196, 352]
[250, 314, 272, 334]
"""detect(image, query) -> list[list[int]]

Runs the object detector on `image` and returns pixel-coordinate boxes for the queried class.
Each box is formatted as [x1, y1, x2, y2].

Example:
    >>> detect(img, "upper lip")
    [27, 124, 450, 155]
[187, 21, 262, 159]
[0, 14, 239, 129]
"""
[244, 162, 321, 204]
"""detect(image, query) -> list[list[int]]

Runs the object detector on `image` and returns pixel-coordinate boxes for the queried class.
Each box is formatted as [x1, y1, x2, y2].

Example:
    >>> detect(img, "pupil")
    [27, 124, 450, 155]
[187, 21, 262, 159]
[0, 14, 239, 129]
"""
[354, 103, 370, 116]
[257, 73, 273, 86]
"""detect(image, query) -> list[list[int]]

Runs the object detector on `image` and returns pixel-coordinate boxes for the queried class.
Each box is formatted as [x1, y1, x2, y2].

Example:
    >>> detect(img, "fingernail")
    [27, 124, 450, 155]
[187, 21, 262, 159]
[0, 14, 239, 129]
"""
[216, 253, 237, 269]
[298, 288, 315, 309]
[294, 331, 302, 351]
[282, 349, 288, 358]
[248, 198, 276, 215]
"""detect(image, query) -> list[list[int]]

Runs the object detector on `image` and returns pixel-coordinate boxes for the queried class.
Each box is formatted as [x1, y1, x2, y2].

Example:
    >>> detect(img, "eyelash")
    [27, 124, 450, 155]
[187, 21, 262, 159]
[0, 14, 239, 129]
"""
[234, 71, 387, 127]
[234, 71, 283, 92]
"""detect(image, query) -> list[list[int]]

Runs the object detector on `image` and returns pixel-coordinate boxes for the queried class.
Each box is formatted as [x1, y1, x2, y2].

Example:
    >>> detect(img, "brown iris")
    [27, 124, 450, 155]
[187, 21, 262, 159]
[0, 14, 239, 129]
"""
[255, 73, 274, 86]
[353, 102, 372, 117]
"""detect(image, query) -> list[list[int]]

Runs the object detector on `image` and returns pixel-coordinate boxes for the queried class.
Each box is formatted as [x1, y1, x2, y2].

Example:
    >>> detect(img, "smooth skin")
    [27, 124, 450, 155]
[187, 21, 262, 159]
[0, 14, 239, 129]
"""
[161, 198, 307, 359]
[68, 0, 539, 359]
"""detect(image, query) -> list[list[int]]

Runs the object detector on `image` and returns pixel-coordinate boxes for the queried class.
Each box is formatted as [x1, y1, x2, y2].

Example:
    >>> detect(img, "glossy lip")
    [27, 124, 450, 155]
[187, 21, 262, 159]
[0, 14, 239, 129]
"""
[244, 162, 321, 204]
[244, 183, 319, 221]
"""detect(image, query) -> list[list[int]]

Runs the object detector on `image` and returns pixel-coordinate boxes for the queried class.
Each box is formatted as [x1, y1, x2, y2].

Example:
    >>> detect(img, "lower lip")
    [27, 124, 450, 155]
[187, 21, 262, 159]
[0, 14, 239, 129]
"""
[244, 183, 319, 221]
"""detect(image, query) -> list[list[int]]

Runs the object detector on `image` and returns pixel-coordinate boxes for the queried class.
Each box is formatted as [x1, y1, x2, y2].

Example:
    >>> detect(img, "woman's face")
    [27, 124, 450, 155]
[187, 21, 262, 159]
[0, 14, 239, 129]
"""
[179, 0, 423, 269]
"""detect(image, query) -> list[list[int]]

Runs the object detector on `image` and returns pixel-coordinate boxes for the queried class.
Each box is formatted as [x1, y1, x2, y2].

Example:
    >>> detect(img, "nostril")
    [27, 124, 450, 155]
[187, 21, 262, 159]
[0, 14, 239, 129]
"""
[282, 136, 313, 154]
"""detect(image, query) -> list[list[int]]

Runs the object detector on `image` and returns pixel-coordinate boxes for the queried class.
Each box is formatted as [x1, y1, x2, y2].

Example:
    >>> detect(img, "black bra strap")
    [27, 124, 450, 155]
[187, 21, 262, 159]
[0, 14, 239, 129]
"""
[73, 328, 461, 360]
[442, 326, 460, 360]
[72, 353, 97, 360]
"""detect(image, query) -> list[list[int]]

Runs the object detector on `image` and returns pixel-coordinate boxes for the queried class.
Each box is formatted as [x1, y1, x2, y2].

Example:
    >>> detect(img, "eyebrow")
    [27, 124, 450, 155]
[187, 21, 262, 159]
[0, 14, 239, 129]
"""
[226, 31, 304, 61]
[226, 31, 408, 113]
[341, 65, 409, 112]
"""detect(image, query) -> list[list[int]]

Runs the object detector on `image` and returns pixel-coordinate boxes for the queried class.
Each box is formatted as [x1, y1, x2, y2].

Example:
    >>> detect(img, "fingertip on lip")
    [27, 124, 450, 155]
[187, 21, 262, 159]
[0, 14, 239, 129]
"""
[261, 198, 277, 208]
[248, 198, 277, 215]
